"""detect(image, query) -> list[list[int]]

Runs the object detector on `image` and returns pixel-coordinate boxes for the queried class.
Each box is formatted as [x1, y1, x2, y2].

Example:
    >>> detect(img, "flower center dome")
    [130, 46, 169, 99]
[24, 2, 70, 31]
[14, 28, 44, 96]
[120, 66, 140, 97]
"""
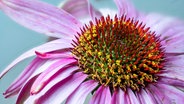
[72, 15, 165, 91]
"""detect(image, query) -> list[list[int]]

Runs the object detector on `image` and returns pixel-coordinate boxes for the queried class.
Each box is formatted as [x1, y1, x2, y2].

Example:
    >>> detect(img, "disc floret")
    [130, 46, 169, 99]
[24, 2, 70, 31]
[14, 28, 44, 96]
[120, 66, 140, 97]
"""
[72, 15, 165, 91]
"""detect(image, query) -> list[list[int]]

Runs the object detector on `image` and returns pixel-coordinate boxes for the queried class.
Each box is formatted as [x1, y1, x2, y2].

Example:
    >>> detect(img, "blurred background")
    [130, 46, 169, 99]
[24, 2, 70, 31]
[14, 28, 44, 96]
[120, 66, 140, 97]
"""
[0, 0, 184, 103]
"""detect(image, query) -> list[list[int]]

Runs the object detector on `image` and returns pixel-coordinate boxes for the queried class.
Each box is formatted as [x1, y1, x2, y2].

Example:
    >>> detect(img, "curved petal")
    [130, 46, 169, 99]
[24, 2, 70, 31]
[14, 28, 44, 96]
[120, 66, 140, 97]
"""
[111, 88, 127, 104]
[60, 0, 101, 22]
[31, 57, 76, 94]
[89, 86, 111, 104]
[65, 80, 98, 104]
[35, 51, 72, 59]
[113, 0, 139, 18]
[35, 72, 87, 104]
[150, 83, 184, 103]
[0, 0, 82, 38]
[158, 66, 184, 82]
[25, 65, 79, 103]
[0, 39, 72, 79]
[138, 89, 157, 104]
[127, 88, 140, 104]
[16, 74, 40, 104]
[158, 77, 184, 88]
[87, 0, 102, 22]
[3, 58, 45, 98]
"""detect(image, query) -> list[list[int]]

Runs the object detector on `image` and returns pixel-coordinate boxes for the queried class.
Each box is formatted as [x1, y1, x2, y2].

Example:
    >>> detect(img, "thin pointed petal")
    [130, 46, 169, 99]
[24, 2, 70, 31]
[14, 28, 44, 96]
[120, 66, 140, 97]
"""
[0, 39, 72, 79]
[0, 0, 82, 38]
[3, 58, 45, 98]
[16, 74, 40, 104]
[31, 58, 76, 94]
[36, 72, 87, 104]
[25, 65, 79, 103]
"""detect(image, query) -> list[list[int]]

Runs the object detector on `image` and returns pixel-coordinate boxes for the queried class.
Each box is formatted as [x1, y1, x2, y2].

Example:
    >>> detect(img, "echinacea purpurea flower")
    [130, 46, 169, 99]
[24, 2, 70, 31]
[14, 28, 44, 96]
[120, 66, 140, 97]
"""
[0, 0, 184, 104]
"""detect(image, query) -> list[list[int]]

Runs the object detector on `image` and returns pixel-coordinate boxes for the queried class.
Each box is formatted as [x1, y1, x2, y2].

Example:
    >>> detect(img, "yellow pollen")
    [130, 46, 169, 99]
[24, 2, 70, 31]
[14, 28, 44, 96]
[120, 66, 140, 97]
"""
[72, 15, 164, 91]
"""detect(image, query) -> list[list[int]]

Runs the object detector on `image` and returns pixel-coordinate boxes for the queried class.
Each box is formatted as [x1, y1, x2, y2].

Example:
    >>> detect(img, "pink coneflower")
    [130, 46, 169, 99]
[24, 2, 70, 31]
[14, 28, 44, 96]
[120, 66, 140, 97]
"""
[1, 0, 184, 104]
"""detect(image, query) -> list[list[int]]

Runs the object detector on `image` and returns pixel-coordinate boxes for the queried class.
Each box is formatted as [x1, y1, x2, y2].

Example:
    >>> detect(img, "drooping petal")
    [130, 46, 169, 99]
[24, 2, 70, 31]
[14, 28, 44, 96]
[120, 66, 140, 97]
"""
[113, 0, 139, 18]
[35, 72, 87, 104]
[25, 65, 79, 103]
[0, 39, 72, 79]
[89, 86, 112, 104]
[31, 57, 76, 94]
[3, 58, 45, 98]
[0, 0, 82, 38]
[111, 88, 127, 104]
[65, 80, 98, 104]
[60, 0, 101, 22]
[127, 88, 140, 104]
[158, 76, 184, 88]
[138, 89, 157, 104]
[16, 74, 40, 104]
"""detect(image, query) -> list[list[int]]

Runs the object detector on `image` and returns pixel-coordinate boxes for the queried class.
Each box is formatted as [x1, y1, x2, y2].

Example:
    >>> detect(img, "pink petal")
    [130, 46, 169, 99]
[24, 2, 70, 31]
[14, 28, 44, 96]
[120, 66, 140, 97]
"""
[25, 65, 79, 103]
[111, 88, 127, 104]
[165, 55, 184, 67]
[35, 51, 72, 59]
[158, 66, 184, 82]
[138, 89, 157, 104]
[150, 83, 184, 103]
[31, 57, 76, 94]
[60, 0, 101, 21]
[113, 0, 139, 18]
[127, 88, 140, 104]
[16, 74, 40, 104]
[35, 72, 87, 104]
[89, 86, 112, 104]
[65, 80, 98, 104]
[0, 0, 82, 38]
[3, 58, 45, 98]
[0, 39, 72, 79]
[87, 0, 102, 22]
[159, 76, 184, 88]
[148, 84, 170, 104]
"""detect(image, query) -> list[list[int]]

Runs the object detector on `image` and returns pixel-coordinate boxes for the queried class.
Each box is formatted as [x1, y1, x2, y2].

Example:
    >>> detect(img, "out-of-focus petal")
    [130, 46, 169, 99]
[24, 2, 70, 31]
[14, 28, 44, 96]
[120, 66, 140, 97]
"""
[127, 88, 140, 104]
[35, 72, 87, 104]
[0, 39, 73, 79]
[111, 88, 127, 104]
[3, 58, 45, 98]
[138, 89, 157, 104]
[60, 0, 101, 22]
[65, 80, 98, 104]
[87, 0, 102, 22]
[31, 57, 76, 94]
[16, 74, 40, 104]
[0, 0, 82, 38]
[25, 65, 78, 103]
[89, 86, 111, 104]
[113, 0, 139, 18]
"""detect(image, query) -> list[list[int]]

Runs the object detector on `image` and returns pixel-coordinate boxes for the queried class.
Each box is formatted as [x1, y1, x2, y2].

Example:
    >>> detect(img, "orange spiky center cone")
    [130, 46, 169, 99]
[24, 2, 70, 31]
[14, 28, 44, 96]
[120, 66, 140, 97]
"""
[72, 15, 165, 91]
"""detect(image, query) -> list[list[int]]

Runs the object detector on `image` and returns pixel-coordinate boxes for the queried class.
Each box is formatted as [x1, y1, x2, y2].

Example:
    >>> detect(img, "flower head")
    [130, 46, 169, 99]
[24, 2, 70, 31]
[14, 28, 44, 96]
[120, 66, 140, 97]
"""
[1, 0, 184, 104]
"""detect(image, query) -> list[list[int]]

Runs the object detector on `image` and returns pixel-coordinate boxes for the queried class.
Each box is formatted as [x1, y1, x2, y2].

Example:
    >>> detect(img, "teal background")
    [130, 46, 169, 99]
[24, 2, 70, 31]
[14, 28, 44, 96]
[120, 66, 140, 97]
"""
[0, 0, 184, 103]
